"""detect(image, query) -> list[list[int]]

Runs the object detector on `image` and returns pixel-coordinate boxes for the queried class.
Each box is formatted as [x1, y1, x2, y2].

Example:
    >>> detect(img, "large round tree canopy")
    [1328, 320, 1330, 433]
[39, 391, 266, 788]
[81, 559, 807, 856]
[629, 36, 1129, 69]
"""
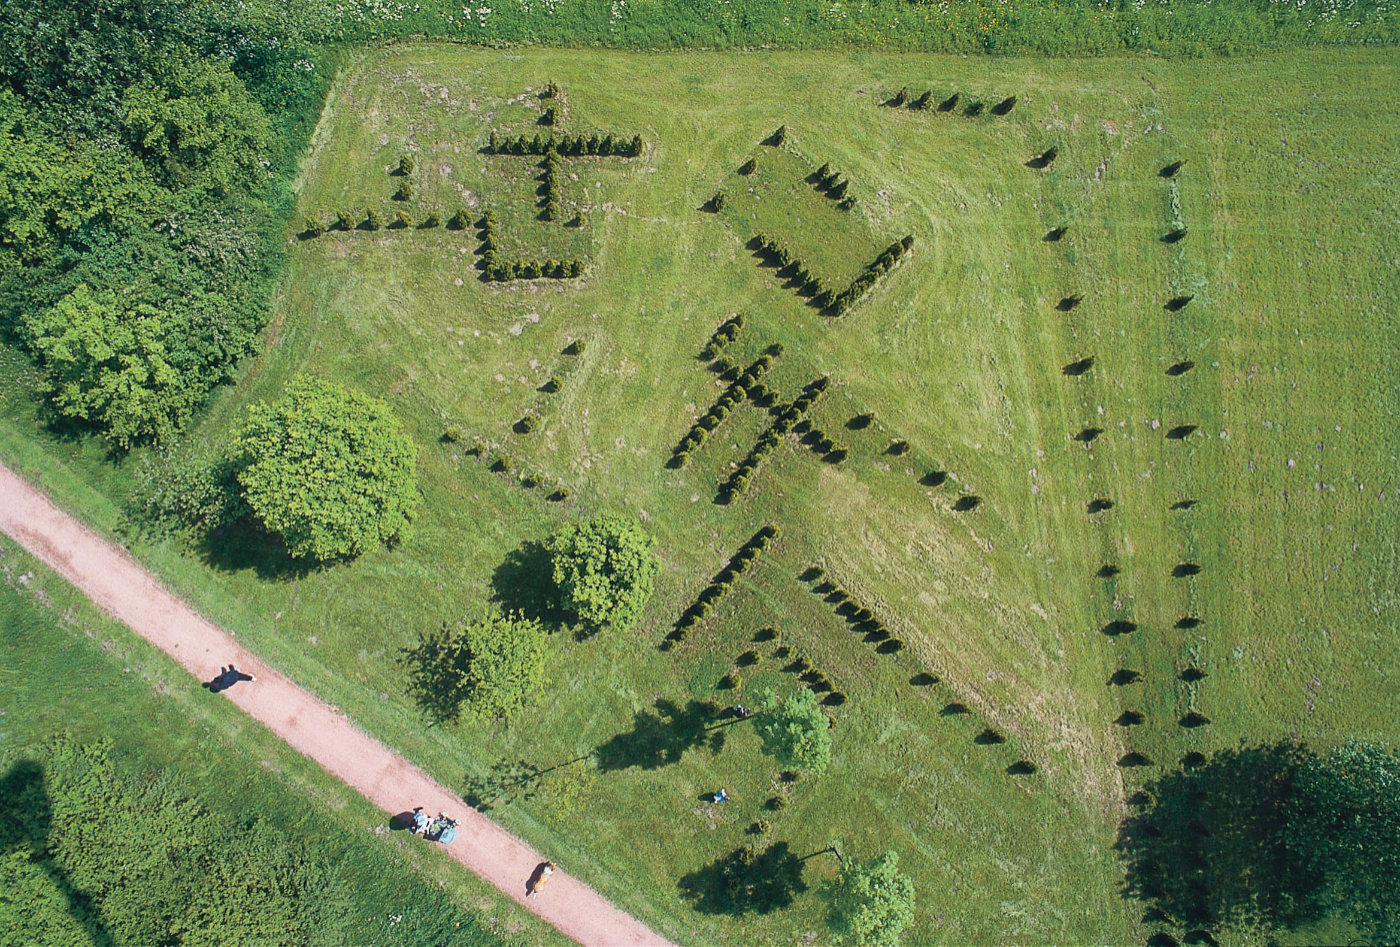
[547, 513, 659, 631]
[234, 375, 419, 561]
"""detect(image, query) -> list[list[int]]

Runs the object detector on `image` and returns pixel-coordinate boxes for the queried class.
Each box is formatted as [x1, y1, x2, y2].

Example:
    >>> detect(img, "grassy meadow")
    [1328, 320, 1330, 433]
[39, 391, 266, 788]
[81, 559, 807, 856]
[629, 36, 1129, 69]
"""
[1, 45, 1397, 945]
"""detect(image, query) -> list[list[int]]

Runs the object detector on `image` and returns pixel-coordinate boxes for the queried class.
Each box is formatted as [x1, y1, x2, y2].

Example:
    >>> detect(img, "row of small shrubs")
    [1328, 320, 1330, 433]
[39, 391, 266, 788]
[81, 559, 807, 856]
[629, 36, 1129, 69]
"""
[794, 418, 848, 463]
[802, 566, 905, 656]
[669, 525, 783, 643]
[817, 235, 915, 315]
[483, 131, 643, 158]
[749, 231, 832, 303]
[890, 89, 1017, 117]
[771, 643, 848, 706]
[303, 207, 445, 236]
[748, 232, 914, 315]
[671, 353, 778, 467]
[478, 209, 499, 264]
[442, 431, 573, 501]
[809, 162, 857, 211]
[718, 376, 830, 500]
[700, 313, 745, 359]
[540, 150, 563, 221]
[483, 258, 586, 282]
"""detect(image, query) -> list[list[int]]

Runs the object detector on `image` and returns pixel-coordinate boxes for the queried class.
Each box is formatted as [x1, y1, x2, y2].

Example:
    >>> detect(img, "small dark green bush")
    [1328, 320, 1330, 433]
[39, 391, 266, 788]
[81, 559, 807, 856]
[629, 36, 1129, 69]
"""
[766, 796, 788, 811]
[739, 157, 756, 175]
[303, 215, 325, 236]
[364, 209, 383, 230]
[394, 181, 413, 201]
[443, 426, 465, 443]
[550, 486, 571, 501]
[423, 210, 441, 228]
[737, 650, 761, 667]
[394, 210, 412, 229]
[398, 154, 415, 175]
[518, 413, 541, 433]
[825, 692, 848, 706]
[720, 671, 741, 689]
[565, 339, 587, 355]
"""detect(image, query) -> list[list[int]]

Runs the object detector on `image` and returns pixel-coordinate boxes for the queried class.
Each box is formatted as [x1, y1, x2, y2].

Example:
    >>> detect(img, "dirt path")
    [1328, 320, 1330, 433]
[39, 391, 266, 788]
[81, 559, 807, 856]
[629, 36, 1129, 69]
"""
[0, 462, 674, 947]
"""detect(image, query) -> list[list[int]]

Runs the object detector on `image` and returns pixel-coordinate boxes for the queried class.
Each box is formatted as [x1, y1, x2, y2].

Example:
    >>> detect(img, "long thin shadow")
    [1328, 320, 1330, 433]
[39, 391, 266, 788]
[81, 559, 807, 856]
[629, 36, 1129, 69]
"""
[1, 761, 116, 947]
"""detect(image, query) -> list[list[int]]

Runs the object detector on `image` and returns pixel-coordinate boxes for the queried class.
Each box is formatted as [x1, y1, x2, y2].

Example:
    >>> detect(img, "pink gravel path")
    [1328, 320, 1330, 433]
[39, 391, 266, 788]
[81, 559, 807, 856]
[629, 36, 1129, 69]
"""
[0, 461, 675, 947]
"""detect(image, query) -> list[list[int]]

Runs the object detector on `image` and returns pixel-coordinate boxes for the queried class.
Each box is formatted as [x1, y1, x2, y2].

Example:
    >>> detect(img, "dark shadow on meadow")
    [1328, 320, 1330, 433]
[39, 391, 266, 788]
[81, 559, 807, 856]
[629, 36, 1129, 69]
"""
[677, 841, 812, 916]
[594, 698, 725, 772]
[1, 760, 116, 947]
[1117, 742, 1318, 935]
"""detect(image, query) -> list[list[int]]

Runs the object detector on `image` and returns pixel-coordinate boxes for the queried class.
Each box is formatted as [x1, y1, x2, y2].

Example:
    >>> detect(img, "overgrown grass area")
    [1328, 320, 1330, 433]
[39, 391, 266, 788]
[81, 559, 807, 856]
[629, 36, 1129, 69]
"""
[1, 46, 1397, 945]
[0, 540, 566, 947]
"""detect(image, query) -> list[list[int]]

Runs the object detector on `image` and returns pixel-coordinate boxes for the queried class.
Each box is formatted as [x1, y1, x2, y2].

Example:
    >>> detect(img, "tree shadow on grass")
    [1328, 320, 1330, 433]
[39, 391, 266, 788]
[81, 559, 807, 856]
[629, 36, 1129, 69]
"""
[677, 841, 810, 916]
[490, 540, 570, 630]
[1, 760, 116, 947]
[196, 517, 317, 582]
[1116, 742, 1318, 937]
[594, 699, 723, 772]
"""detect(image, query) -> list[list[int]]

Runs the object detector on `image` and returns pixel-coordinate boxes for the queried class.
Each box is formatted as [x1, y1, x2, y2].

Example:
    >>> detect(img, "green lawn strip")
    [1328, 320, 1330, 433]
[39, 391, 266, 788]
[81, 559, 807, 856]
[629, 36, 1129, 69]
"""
[0, 540, 566, 947]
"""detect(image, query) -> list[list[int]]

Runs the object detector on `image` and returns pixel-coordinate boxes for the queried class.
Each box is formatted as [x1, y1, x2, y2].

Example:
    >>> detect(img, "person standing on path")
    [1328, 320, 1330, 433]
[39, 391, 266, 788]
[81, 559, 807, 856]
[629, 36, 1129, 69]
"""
[528, 861, 557, 897]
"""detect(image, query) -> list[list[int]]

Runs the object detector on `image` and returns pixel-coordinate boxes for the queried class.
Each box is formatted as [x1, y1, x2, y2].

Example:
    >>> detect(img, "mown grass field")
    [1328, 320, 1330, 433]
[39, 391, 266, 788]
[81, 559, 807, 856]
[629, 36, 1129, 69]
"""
[1, 46, 1397, 945]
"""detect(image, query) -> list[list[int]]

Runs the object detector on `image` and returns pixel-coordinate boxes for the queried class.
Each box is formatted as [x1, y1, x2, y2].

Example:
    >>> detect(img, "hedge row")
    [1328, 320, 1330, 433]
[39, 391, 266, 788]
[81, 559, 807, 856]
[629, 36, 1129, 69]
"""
[700, 313, 745, 360]
[796, 420, 848, 463]
[892, 89, 1018, 117]
[668, 525, 783, 644]
[819, 235, 915, 315]
[802, 566, 905, 656]
[809, 162, 857, 211]
[718, 376, 830, 500]
[483, 258, 585, 282]
[302, 206, 443, 236]
[483, 131, 643, 158]
[540, 150, 563, 222]
[473, 207, 585, 281]
[750, 232, 914, 315]
[671, 353, 777, 467]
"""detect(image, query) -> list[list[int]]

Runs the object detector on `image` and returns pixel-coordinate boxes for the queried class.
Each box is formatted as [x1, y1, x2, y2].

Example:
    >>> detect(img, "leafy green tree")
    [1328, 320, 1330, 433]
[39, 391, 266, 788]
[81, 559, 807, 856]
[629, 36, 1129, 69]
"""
[401, 611, 547, 723]
[20, 283, 200, 448]
[120, 53, 273, 196]
[754, 687, 832, 774]
[827, 851, 917, 947]
[234, 376, 419, 561]
[1287, 740, 1400, 941]
[547, 514, 659, 631]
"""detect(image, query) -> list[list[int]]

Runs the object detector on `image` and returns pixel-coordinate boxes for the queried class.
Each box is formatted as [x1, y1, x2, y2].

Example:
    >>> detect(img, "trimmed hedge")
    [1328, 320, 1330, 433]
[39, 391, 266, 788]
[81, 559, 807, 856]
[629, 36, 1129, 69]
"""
[749, 231, 914, 316]
[668, 525, 783, 642]
[483, 131, 644, 157]
[719, 376, 828, 500]
[671, 351, 777, 467]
